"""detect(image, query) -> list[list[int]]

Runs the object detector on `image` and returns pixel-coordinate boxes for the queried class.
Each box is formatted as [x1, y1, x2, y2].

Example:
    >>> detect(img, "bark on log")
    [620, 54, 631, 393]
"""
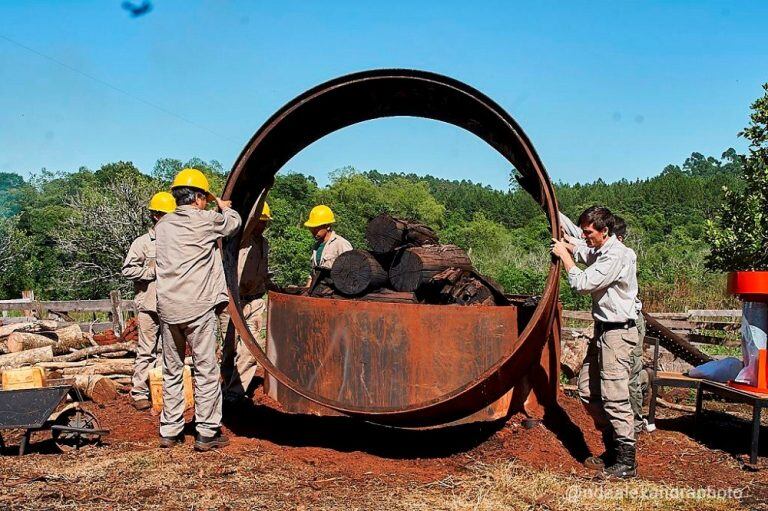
[6, 332, 56, 352]
[389, 245, 474, 292]
[62, 361, 134, 377]
[73, 374, 119, 404]
[53, 341, 137, 362]
[0, 340, 7, 355]
[7, 325, 89, 355]
[38, 358, 136, 369]
[0, 346, 54, 369]
[420, 268, 496, 305]
[0, 320, 59, 338]
[365, 214, 439, 254]
[331, 250, 389, 296]
[356, 290, 418, 303]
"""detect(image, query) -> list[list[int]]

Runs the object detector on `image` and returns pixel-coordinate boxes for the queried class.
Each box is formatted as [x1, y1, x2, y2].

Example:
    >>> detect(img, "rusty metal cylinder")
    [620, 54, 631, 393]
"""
[221, 69, 562, 427]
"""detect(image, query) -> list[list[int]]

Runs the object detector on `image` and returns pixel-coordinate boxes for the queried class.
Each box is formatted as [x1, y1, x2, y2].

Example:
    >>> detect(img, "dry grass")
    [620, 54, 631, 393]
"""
[0, 444, 748, 511]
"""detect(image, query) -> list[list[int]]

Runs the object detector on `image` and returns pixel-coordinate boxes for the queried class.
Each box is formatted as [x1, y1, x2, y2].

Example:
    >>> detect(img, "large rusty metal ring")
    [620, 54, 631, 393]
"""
[222, 69, 561, 426]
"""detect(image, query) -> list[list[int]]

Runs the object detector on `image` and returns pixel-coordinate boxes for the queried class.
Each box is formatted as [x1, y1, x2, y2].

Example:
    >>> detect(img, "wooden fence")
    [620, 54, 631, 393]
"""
[562, 309, 742, 347]
[0, 290, 743, 345]
[0, 290, 136, 334]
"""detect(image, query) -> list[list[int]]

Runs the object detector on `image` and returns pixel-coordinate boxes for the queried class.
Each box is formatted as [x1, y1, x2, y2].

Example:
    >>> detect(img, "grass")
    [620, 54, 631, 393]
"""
[0, 448, 747, 511]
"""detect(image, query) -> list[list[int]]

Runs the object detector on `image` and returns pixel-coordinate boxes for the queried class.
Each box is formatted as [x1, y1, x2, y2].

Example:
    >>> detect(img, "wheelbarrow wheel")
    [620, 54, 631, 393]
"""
[51, 408, 102, 452]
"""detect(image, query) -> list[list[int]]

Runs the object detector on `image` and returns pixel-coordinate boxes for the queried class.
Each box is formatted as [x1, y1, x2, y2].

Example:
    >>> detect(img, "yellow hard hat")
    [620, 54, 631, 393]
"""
[304, 205, 335, 228]
[148, 191, 176, 214]
[260, 202, 272, 221]
[171, 168, 213, 199]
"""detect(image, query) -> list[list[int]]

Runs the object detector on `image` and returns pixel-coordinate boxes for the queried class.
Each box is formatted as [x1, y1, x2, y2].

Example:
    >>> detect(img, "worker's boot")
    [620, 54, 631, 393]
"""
[194, 431, 230, 452]
[603, 444, 637, 479]
[158, 433, 184, 448]
[584, 430, 615, 470]
[132, 398, 151, 411]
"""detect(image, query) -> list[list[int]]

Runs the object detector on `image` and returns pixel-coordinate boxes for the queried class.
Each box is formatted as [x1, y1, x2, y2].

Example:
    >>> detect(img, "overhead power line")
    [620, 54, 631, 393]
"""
[0, 33, 236, 142]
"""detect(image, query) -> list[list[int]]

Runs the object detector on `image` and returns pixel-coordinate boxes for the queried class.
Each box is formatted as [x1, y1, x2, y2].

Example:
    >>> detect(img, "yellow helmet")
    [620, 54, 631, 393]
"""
[260, 202, 272, 221]
[171, 168, 213, 199]
[304, 205, 335, 228]
[148, 191, 176, 213]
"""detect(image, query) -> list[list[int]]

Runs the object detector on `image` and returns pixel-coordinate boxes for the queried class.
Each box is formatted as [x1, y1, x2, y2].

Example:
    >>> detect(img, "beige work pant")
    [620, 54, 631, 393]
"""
[219, 298, 266, 399]
[628, 313, 647, 427]
[160, 309, 222, 438]
[578, 326, 638, 448]
[130, 311, 162, 401]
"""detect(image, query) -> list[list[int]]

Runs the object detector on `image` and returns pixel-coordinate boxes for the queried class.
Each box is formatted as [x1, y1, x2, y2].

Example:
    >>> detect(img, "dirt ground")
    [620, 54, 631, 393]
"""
[1, 381, 766, 511]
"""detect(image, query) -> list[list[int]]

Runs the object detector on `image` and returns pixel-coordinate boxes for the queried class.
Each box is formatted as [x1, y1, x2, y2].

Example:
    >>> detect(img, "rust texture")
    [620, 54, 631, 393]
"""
[221, 69, 562, 427]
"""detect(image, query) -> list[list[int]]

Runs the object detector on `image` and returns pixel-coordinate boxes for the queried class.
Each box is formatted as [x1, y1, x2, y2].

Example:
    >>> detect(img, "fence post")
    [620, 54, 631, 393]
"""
[21, 290, 34, 318]
[109, 290, 125, 334]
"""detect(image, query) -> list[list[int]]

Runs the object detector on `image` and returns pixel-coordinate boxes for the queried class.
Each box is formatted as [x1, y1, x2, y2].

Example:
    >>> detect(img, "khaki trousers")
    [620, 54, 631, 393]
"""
[131, 311, 162, 401]
[628, 313, 647, 427]
[578, 325, 638, 448]
[160, 309, 222, 438]
[219, 298, 266, 399]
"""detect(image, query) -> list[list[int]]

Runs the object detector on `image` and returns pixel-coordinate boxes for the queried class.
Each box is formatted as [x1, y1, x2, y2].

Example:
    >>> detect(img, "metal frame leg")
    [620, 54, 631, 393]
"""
[750, 404, 761, 465]
[694, 386, 704, 435]
[18, 430, 32, 456]
[648, 382, 659, 427]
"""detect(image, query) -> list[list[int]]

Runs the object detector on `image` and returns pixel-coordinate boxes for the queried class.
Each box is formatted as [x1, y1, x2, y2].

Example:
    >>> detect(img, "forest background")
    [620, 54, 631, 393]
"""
[0, 146, 743, 312]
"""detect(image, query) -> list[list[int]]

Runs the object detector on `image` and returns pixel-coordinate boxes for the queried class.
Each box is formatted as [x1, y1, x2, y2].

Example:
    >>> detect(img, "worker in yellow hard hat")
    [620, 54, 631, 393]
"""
[220, 201, 275, 403]
[304, 205, 352, 287]
[155, 168, 242, 450]
[121, 191, 176, 411]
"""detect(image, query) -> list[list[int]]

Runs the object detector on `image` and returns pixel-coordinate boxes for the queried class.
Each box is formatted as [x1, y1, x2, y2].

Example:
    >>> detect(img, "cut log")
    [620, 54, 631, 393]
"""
[331, 250, 389, 296]
[62, 361, 134, 377]
[389, 245, 474, 292]
[6, 332, 56, 352]
[73, 374, 119, 404]
[365, 214, 439, 254]
[39, 358, 136, 369]
[0, 346, 54, 369]
[7, 325, 89, 355]
[0, 320, 59, 339]
[53, 341, 137, 362]
[420, 268, 496, 306]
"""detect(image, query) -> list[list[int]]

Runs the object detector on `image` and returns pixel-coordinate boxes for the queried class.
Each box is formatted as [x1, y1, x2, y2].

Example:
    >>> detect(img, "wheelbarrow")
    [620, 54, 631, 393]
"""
[0, 379, 109, 455]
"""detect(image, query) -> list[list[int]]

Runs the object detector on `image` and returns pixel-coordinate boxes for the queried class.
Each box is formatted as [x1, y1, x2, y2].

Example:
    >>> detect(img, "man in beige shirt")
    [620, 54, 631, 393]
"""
[304, 205, 353, 284]
[155, 168, 241, 451]
[122, 191, 176, 411]
[552, 205, 639, 479]
[220, 202, 273, 402]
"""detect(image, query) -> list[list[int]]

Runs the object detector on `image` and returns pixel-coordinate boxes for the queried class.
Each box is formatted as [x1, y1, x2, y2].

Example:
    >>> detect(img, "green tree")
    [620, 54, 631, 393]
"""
[706, 83, 768, 271]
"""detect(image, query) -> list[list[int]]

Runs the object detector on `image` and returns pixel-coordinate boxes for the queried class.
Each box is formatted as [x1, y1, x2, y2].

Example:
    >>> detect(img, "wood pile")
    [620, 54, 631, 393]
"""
[0, 317, 140, 404]
[310, 213, 508, 306]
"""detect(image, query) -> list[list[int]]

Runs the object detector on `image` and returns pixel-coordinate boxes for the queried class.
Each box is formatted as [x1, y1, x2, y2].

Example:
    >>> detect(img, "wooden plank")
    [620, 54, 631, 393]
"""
[657, 319, 697, 330]
[21, 290, 34, 317]
[109, 291, 125, 334]
[0, 299, 135, 313]
[688, 309, 741, 318]
[562, 310, 593, 321]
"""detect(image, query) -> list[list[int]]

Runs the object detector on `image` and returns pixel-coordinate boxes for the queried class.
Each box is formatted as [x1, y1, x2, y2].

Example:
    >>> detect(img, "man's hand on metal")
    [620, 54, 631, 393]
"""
[214, 197, 232, 210]
[551, 238, 570, 259]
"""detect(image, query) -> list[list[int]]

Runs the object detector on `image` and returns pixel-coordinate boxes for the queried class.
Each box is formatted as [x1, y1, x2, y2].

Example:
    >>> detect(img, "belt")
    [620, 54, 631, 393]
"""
[596, 319, 636, 332]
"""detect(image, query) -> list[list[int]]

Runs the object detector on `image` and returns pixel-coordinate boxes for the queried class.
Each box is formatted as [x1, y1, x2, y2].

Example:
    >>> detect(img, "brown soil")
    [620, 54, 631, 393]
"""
[1, 383, 766, 510]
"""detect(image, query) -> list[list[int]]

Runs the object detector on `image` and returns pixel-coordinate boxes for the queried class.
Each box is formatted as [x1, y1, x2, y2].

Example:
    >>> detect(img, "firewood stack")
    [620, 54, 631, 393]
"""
[310, 213, 508, 306]
[0, 318, 141, 404]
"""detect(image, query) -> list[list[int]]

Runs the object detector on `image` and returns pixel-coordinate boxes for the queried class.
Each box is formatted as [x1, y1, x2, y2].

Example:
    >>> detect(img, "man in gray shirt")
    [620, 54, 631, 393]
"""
[552, 206, 639, 478]
[155, 168, 241, 451]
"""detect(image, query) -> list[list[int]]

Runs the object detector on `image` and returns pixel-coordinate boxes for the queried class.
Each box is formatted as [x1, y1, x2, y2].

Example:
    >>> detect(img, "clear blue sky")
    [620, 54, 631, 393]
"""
[1, 1, 766, 190]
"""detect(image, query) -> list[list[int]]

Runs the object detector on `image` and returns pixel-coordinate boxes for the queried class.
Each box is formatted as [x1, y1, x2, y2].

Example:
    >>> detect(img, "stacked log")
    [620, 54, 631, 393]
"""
[313, 213, 505, 306]
[0, 319, 140, 405]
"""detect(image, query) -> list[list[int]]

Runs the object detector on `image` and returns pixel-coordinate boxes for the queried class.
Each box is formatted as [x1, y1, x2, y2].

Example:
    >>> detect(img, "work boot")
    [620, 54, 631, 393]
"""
[584, 430, 615, 470]
[158, 433, 185, 448]
[132, 398, 152, 411]
[603, 444, 637, 479]
[194, 431, 230, 452]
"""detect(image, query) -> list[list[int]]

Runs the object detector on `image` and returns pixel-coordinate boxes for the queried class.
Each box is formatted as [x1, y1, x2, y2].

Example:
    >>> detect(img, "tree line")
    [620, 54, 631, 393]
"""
[0, 150, 744, 311]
